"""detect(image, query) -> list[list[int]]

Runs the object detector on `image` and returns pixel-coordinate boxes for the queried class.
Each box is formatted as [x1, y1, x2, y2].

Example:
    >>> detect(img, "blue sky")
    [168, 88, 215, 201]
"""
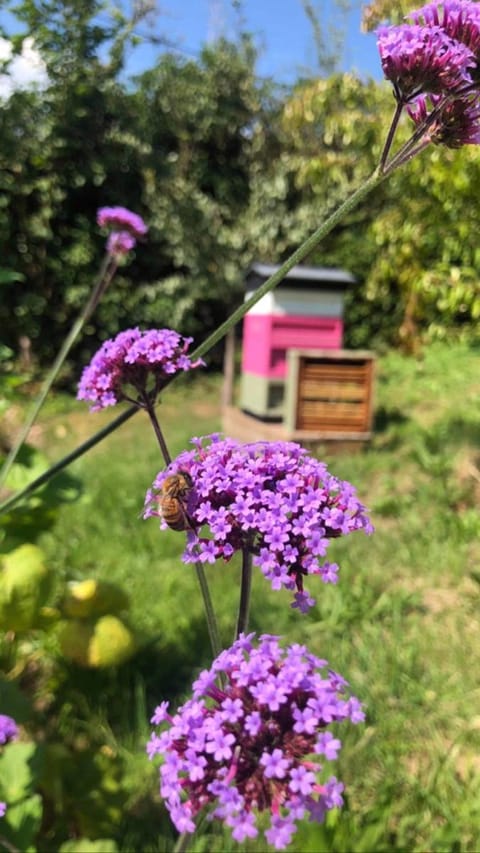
[0, 0, 383, 85]
[129, 0, 382, 82]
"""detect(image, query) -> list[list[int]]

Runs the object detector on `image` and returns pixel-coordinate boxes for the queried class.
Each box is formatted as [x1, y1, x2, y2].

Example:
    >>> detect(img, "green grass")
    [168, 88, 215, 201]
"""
[19, 344, 480, 850]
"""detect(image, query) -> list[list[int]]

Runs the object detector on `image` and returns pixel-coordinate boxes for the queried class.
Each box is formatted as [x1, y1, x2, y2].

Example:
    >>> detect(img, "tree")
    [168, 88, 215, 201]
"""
[0, 1, 154, 370]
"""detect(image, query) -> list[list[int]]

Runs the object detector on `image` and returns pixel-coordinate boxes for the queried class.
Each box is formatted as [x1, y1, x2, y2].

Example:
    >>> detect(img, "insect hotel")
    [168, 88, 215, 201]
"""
[222, 263, 375, 449]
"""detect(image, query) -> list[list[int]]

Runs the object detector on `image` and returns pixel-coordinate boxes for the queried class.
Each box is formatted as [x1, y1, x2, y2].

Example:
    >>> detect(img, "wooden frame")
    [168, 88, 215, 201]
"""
[285, 349, 375, 439]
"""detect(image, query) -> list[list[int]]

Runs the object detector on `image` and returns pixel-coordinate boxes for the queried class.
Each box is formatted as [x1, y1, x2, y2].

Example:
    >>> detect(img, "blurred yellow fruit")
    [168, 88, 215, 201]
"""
[62, 579, 130, 619]
[58, 615, 136, 668]
[88, 615, 136, 668]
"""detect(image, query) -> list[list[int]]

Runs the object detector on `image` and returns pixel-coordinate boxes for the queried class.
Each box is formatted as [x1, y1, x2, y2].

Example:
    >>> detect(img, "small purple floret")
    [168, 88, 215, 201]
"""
[106, 230, 136, 256]
[407, 90, 480, 145]
[148, 633, 364, 849]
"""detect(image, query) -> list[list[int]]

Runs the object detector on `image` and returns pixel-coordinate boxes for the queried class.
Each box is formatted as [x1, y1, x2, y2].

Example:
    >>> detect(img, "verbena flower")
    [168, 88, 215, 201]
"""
[377, 23, 475, 101]
[97, 206, 148, 238]
[144, 435, 372, 611]
[0, 714, 18, 745]
[147, 633, 364, 850]
[407, 90, 480, 145]
[77, 328, 204, 411]
[408, 1, 480, 69]
[0, 714, 18, 818]
[106, 230, 136, 256]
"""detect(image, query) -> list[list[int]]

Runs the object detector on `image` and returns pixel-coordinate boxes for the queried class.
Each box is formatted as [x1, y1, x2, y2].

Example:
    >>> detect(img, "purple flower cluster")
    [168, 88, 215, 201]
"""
[377, 23, 475, 100]
[0, 714, 18, 818]
[77, 328, 204, 411]
[147, 633, 364, 850]
[0, 714, 18, 745]
[409, 1, 480, 60]
[97, 206, 148, 257]
[378, 1, 480, 147]
[407, 90, 480, 144]
[144, 435, 372, 612]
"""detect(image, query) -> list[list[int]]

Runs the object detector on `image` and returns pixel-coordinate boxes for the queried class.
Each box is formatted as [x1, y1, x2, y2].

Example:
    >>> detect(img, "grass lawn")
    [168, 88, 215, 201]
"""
[9, 343, 480, 851]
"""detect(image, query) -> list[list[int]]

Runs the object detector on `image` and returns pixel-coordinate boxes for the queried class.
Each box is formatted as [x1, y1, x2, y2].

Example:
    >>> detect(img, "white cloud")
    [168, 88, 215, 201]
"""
[0, 38, 13, 63]
[0, 36, 49, 100]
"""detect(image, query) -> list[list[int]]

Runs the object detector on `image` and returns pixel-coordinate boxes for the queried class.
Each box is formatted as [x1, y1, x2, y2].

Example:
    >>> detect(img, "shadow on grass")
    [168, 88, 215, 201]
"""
[56, 611, 214, 735]
[374, 405, 409, 433]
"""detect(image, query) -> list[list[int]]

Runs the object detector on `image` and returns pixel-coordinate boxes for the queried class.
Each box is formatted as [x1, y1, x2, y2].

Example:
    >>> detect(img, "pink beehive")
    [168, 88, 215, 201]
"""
[240, 264, 354, 418]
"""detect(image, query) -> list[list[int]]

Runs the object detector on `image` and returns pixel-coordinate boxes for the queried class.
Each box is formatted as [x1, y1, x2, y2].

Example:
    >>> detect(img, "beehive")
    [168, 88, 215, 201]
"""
[240, 264, 354, 418]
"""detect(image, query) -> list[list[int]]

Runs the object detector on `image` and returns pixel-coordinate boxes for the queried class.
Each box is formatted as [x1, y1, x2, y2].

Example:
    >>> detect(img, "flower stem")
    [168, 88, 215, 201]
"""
[379, 101, 404, 172]
[381, 93, 452, 176]
[173, 832, 190, 853]
[142, 399, 221, 659]
[0, 405, 137, 514]
[193, 557, 222, 659]
[0, 834, 21, 853]
[143, 401, 172, 465]
[235, 547, 253, 640]
[0, 252, 118, 491]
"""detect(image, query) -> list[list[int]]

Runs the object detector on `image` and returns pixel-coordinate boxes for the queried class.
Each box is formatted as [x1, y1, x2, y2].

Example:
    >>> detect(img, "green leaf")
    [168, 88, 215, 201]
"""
[0, 270, 25, 285]
[59, 840, 118, 853]
[3, 447, 50, 493]
[0, 793, 43, 853]
[0, 742, 43, 801]
[0, 544, 51, 631]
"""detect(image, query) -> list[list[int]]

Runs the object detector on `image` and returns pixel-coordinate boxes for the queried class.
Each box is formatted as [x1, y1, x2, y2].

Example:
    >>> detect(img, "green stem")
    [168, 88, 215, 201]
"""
[235, 546, 253, 640]
[381, 92, 455, 177]
[173, 832, 190, 853]
[0, 405, 137, 514]
[142, 399, 220, 659]
[0, 835, 21, 853]
[0, 252, 117, 490]
[193, 558, 222, 659]
[143, 400, 172, 465]
[0, 167, 388, 516]
[379, 101, 404, 173]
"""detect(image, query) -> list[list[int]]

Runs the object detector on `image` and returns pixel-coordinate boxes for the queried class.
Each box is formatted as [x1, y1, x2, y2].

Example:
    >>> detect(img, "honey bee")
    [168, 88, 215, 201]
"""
[158, 470, 194, 531]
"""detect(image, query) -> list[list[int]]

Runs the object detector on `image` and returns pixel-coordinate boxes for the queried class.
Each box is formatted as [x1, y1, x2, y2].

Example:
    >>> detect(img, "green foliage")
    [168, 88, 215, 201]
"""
[0, 443, 82, 551]
[0, 544, 51, 631]
[0, 742, 44, 852]
[367, 145, 480, 347]
[60, 841, 118, 853]
[40, 739, 127, 843]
